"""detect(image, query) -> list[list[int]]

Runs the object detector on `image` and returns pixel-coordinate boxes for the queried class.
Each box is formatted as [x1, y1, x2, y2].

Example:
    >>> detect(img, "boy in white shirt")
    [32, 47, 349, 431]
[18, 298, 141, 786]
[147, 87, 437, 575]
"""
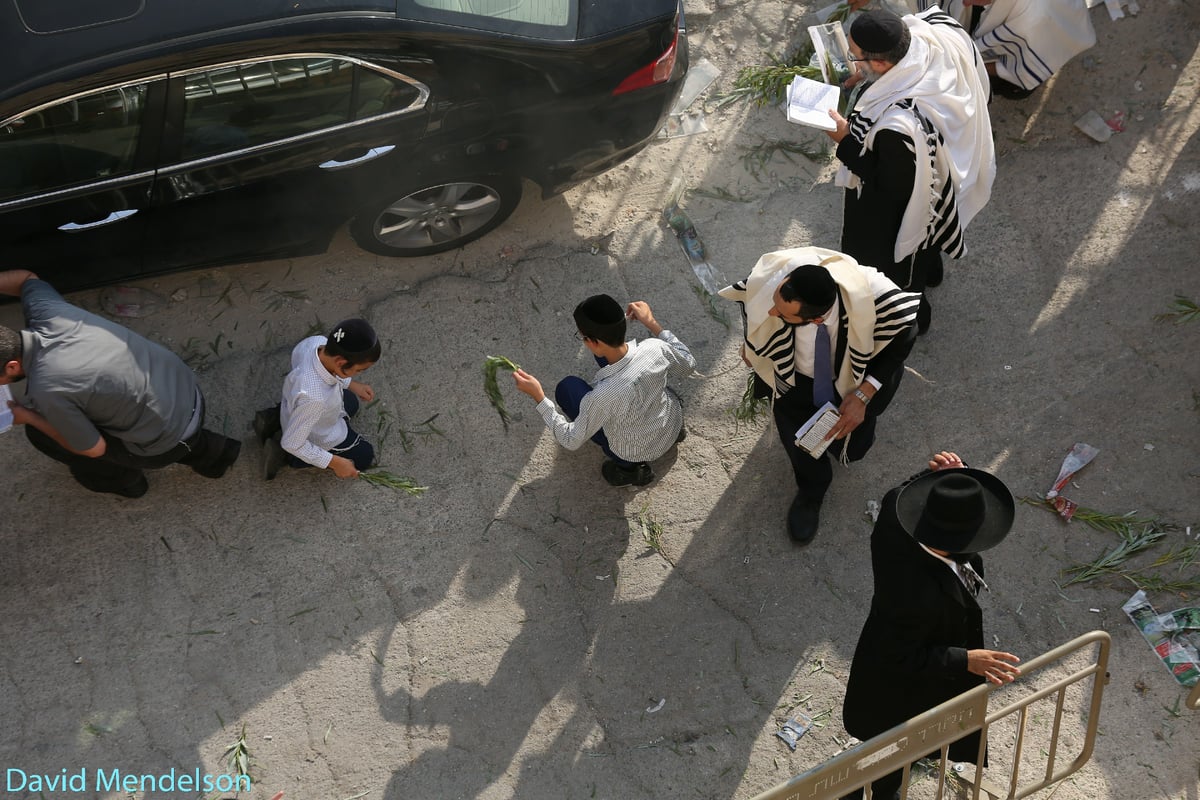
[259, 319, 380, 480]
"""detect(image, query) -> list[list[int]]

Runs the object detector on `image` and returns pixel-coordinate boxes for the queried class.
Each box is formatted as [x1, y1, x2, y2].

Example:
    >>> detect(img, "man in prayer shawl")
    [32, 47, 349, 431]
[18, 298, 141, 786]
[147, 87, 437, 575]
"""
[719, 247, 919, 545]
[826, 7, 995, 335]
[922, 0, 1096, 98]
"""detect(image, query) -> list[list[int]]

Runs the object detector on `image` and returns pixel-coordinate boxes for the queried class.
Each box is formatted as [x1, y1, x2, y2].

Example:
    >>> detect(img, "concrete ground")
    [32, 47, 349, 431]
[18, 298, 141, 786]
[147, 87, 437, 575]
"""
[1, 1, 1198, 799]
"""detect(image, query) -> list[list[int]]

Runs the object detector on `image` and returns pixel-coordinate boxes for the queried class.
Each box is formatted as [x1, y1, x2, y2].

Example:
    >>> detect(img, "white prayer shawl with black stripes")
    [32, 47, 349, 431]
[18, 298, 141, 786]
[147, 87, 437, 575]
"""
[921, 0, 1095, 90]
[717, 247, 920, 400]
[835, 7, 994, 264]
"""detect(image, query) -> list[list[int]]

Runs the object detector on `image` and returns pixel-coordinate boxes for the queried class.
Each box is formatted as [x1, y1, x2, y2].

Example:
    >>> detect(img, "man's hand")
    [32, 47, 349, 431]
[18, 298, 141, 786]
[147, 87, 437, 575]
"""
[967, 649, 1021, 685]
[512, 368, 545, 404]
[348, 381, 375, 402]
[0, 270, 38, 296]
[8, 401, 106, 457]
[825, 110, 852, 143]
[929, 451, 965, 471]
[7, 400, 34, 427]
[626, 301, 663, 336]
[329, 454, 359, 479]
[827, 384, 875, 440]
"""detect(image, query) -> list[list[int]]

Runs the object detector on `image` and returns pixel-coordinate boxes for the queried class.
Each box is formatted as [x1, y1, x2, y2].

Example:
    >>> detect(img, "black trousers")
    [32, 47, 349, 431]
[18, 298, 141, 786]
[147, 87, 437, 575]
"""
[770, 375, 878, 504]
[26, 413, 230, 494]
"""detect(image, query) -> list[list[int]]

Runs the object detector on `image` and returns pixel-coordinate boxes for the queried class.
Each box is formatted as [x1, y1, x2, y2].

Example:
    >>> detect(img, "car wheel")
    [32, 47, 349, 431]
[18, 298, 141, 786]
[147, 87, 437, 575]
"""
[350, 175, 522, 257]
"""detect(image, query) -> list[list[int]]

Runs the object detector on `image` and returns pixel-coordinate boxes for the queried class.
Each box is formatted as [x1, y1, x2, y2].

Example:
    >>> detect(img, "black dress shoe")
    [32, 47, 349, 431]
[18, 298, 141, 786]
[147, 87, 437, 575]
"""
[787, 494, 821, 544]
[194, 438, 241, 479]
[253, 406, 282, 444]
[601, 459, 654, 487]
[262, 436, 286, 481]
[917, 294, 931, 335]
[113, 474, 149, 498]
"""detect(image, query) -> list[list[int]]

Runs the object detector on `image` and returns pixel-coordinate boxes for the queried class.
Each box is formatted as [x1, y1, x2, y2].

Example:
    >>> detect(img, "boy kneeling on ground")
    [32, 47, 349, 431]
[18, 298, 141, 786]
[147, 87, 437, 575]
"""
[256, 319, 380, 480]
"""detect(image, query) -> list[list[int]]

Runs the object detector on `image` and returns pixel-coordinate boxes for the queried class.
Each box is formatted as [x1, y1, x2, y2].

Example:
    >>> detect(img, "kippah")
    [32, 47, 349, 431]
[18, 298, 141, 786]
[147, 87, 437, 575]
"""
[850, 9, 905, 53]
[575, 294, 624, 326]
[784, 264, 837, 310]
[327, 318, 378, 355]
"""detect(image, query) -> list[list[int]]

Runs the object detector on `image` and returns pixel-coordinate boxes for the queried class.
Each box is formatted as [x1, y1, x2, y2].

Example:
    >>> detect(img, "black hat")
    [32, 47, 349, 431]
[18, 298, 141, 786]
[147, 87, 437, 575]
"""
[574, 294, 624, 326]
[896, 469, 1015, 554]
[850, 10, 906, 53]
[327, 318, 378, 356]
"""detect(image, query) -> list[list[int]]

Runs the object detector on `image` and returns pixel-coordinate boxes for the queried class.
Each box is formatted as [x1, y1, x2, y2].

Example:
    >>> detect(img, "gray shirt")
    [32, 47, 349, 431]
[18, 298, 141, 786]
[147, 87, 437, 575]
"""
[19, 280, 198, 456]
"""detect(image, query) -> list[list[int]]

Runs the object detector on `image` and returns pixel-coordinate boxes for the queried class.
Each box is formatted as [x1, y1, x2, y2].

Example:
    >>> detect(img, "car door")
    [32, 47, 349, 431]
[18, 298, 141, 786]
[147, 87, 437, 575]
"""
[140, 54, 430, 273]
[0, 79, 162, 292]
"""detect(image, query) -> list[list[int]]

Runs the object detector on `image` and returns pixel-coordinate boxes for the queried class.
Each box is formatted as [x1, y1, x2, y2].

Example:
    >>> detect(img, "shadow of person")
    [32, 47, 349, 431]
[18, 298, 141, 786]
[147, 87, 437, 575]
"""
[371, 459, 628, 799]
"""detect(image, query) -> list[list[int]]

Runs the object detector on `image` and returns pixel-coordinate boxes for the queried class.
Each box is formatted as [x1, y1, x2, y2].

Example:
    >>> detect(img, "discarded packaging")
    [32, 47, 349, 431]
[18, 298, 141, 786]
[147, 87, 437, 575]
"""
[662, 201, 726, 294]
[865, 499, 881, 523]
[1074, 110, 1113, 142]
[659, 111, 709, 139]
[1123, 590, 1200, 688]
[99, 285, 166, 318]
[775, 711, 815, 750]
[1047, 443, 1099, 498]
[1049, 495, 1079, 521]
[670, 58, 721, 114]
[1046, 443, 1098, 521]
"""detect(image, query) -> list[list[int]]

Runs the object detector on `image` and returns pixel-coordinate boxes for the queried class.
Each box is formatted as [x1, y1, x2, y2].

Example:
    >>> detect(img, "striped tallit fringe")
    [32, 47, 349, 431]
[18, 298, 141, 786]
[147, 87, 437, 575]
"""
[896, 98, 967, 259]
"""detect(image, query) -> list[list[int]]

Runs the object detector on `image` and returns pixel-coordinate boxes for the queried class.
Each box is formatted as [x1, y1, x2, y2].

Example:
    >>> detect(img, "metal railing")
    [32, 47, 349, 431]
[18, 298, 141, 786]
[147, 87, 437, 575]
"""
[750, 630, 1111, 800]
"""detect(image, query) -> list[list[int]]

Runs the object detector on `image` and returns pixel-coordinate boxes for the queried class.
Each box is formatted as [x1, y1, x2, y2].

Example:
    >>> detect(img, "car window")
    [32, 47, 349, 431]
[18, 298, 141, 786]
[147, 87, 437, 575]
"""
[0, 83, 150, 202]
[403, 0, 575, 35]
[180, 57, 422, 160]
[413, 0, 569, 26]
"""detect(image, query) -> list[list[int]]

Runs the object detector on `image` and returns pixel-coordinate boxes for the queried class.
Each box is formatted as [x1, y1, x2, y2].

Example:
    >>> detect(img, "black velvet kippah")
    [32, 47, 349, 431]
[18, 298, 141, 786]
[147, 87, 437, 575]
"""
[327, 318, 377, 354]
[850, 9, 905, 53]
[575, 294, 624, 325]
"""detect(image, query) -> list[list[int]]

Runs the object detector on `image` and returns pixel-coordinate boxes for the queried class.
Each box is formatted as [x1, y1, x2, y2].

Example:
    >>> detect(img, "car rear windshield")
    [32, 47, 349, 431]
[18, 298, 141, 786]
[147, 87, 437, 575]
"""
[402, 0, 575, 38]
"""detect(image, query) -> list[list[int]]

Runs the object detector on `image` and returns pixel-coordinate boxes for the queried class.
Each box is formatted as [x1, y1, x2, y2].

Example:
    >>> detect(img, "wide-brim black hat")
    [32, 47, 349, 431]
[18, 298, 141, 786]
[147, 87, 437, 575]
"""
[896, 468, 1015, 554]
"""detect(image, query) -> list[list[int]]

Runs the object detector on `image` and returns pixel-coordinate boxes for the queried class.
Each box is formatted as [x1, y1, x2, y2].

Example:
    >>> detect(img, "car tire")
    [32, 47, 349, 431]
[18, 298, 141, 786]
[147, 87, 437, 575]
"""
[350, 175, 522, 257]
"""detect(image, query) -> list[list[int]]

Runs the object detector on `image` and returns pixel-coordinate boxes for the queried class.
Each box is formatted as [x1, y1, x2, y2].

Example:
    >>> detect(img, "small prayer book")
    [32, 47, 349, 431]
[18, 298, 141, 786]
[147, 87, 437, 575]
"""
[794, 401, 840, 458]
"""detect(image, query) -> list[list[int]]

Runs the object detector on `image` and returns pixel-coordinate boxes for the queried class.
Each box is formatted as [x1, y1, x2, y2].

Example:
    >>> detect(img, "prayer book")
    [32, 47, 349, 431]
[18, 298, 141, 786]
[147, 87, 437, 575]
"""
[794, 401, 840, 458]
[783, 75, 840, 131]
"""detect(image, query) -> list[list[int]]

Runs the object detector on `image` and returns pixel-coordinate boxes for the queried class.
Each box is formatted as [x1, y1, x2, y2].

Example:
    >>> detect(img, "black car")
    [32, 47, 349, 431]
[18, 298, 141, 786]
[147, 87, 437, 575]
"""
[0, 0, 687, 292]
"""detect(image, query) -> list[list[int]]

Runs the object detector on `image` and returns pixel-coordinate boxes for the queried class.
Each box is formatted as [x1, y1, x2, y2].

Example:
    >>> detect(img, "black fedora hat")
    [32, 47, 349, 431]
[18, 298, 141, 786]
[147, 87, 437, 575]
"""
[896, 469, 1015, 554]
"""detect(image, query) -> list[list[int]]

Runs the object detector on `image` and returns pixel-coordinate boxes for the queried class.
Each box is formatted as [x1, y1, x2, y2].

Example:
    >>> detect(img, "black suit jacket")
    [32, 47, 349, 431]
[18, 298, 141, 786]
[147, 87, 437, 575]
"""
[832, 287, 917, 417]
[842, 483, 986, 759]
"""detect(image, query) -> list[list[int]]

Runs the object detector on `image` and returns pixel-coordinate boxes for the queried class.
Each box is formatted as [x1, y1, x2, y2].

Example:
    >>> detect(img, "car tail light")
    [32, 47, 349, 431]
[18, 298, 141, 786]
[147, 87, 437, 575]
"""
[612, 23, 679, 96]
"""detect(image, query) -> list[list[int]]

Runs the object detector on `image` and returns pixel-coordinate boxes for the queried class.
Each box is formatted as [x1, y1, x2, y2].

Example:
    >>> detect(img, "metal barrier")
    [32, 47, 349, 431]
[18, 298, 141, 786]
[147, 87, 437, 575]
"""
[750, 630, 1111, 800]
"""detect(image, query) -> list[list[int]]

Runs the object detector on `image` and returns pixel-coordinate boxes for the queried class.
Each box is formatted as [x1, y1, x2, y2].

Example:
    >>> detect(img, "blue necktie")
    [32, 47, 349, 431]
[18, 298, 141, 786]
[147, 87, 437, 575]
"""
[813, 323, 834, 407]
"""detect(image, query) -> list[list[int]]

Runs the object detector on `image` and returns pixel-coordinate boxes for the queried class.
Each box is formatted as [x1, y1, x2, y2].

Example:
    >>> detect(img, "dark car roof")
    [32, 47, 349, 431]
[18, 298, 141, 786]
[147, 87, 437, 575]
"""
[1, 0, 676, 106]
[2, 0, 405, 102]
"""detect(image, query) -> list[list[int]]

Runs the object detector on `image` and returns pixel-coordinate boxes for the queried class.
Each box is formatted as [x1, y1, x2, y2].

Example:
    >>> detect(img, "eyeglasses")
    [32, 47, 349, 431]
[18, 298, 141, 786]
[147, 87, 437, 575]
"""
[847, 55, 870, 62]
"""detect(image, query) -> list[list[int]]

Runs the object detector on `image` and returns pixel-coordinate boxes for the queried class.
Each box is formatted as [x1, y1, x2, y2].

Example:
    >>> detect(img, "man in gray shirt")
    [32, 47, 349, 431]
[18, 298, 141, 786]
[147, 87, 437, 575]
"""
[0, 270, 240, 497]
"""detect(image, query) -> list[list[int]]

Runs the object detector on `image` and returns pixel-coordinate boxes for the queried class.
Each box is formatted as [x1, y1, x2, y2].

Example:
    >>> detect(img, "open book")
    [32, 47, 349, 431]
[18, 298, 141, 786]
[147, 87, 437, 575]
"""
[794, 401, 840, 458]
[784, 75, 840, 131]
